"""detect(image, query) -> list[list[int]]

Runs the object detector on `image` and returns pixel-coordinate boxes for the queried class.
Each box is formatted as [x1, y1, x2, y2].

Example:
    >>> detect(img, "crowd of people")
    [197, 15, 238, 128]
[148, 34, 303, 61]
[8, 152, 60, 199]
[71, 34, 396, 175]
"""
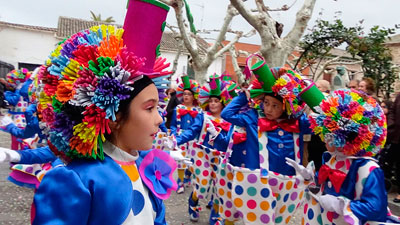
[0, 0, 399, 225]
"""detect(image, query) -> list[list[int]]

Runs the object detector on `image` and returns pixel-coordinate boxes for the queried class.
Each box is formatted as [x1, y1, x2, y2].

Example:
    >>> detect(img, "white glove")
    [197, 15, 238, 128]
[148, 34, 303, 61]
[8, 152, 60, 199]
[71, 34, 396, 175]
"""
[0, 116, 13, 127]
[0, 147, 21, 163]
[317, 194, 346, 214]
[206, 119, 219, 137]
[169, 149, 192, 166]
[285, 157, 314, 181]
[162, 136, 176, 151]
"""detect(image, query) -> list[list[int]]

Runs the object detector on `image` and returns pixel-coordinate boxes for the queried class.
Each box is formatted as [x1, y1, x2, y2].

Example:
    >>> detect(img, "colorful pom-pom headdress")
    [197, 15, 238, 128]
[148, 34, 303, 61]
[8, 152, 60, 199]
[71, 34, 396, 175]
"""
[37, 0, 171, 160]
[6, 68, 31, 88]
[309, 89, 387, 157]
[198, 74, 235, 110]
[176, 74, 200, 102]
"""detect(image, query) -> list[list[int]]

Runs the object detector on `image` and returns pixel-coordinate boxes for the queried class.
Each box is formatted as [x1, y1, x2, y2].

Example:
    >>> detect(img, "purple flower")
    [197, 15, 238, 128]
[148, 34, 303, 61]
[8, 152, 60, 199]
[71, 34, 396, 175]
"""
[139, 149, 177, 200]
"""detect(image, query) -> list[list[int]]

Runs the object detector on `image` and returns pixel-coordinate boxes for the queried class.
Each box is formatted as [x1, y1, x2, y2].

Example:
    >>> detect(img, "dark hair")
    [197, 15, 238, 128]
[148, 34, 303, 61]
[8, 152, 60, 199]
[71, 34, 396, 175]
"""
[382, 99, 393, 111]
[165, 91, 180, 128]
[105, 76, 154, 140]
[205, 96, 225, 112]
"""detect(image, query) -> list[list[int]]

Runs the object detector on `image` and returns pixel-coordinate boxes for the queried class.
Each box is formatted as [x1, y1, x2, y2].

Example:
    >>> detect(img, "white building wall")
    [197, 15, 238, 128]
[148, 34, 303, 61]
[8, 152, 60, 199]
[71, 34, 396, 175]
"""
[159, 51, 189, 88]
[207, 57, 224, 77]
[0, 26, 59, 68]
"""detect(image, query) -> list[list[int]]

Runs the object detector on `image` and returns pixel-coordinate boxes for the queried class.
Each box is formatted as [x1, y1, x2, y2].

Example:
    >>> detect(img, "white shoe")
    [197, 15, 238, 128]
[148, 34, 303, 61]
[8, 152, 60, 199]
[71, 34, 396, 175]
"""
[176, 185, 185, 194]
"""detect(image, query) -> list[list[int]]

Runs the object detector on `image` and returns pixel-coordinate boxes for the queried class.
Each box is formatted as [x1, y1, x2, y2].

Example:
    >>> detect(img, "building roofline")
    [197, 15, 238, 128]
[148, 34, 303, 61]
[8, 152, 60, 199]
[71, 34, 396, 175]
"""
[0, 20, 57, 33]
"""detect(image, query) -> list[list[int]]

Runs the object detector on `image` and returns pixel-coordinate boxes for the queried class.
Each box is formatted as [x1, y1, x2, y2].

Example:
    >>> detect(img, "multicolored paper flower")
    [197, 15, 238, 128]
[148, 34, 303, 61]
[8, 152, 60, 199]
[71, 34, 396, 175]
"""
[139, 149, 177, 199]
[309, 89, 387, 157]
[37, 25, 171, 160]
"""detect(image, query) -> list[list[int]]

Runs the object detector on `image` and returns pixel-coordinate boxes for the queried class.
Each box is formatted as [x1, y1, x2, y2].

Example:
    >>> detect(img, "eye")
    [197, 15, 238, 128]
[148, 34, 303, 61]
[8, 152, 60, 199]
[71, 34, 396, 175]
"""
[146, 106, 155, 112]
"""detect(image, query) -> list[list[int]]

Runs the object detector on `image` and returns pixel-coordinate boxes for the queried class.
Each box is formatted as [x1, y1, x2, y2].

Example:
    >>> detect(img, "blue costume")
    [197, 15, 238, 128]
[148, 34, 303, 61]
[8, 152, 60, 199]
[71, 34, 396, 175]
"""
[170, 105, 202, 136]
[303, 152, 395, 224]
[176, 112, 232, 152]
[221, 92, 310, 173]
[216, 92, 312, 224]
[33, 143, 167, 225]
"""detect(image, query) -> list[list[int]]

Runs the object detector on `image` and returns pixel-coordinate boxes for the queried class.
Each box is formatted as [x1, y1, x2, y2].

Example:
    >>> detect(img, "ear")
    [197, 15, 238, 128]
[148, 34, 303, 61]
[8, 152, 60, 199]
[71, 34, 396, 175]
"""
[109, 113, 122, 131]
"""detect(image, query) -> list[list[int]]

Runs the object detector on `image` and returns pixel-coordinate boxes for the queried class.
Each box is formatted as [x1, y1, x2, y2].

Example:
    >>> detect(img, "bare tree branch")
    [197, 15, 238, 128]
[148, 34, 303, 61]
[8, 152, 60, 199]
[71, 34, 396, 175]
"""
[230, 0, 262, 32]
[207, 4, 238, 58]
[284, 0, 317, 48]
[167, 0, 200, 62]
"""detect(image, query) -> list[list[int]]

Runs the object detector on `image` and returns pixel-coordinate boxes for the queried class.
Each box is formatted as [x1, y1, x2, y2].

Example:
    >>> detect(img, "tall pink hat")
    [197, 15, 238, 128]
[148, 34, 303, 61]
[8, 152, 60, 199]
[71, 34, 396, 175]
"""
[123, 0, 169, 75]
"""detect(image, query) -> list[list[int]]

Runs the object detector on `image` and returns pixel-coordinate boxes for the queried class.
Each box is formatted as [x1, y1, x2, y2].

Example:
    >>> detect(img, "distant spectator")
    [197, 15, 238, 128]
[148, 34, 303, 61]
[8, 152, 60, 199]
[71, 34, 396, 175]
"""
[166, 88, 176, 99]
[381, 99, 393, 116]
[165, 91, 180, 129]
[386, 93, 400, 202]
[315, 79, 331, 93]
[359, 77, 376, 95]
[348, 79, 360, 89]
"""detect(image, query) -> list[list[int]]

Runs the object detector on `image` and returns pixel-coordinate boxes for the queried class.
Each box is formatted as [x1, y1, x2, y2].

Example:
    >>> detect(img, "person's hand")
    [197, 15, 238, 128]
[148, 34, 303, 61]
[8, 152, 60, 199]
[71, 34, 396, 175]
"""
[0, 147, 21, 163]
[162, 135, 176, 151]
[169, 149, 192, 166]
[317, 194, 345, 214]
[0, 116, 13, 127]
[285, 157, 314, 180]
[206, 119, 219, 137]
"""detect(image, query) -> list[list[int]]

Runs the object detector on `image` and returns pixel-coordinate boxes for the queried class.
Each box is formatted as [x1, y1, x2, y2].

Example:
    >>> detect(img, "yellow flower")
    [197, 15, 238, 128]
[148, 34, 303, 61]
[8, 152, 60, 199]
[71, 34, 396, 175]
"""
[275, 78, 287, 86]
[350, 92, 361, 101]
[351, 113, 362, 121]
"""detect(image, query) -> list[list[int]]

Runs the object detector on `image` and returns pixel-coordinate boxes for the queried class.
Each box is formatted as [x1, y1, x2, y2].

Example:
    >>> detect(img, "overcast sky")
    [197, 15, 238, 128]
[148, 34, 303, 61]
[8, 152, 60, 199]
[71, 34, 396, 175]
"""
[0, 0, 399, 44]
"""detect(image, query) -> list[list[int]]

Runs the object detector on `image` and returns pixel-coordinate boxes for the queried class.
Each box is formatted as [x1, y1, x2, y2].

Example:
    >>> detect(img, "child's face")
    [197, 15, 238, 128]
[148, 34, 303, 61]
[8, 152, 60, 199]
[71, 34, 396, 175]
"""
[209, 97, 223, 114]
[183, 90, 194, 105]
[263, 95, 284, 120]
[112, 84, 163, 151]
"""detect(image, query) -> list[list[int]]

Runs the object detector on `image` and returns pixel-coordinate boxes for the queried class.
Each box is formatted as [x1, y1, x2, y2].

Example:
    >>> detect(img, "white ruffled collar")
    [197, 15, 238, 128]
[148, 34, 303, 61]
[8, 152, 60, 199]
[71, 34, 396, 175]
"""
[103, 141, 139, 163]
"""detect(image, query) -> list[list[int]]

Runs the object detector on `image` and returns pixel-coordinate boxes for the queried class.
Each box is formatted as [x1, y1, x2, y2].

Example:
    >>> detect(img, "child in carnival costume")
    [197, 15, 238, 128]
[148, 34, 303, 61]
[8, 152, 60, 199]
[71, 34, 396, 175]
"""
[218, 54, 313, 225]
[0, 67, 56, 188]
[170, 74, 202, 194]
[4, 68, 31, 150]
[31, 0, 178, 224]
[287, 88, 400, 224]
[167, 74, 235, 223]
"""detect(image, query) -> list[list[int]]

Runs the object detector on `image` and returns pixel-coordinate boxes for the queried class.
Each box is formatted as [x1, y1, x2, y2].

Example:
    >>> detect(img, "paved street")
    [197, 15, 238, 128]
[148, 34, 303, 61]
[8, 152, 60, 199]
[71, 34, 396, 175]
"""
[0, 130, 399, 224]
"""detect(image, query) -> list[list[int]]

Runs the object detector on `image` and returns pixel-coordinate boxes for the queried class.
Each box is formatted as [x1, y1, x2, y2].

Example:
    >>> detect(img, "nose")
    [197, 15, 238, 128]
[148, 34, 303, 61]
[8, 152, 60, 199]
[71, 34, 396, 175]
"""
[155, 111, 163, 127]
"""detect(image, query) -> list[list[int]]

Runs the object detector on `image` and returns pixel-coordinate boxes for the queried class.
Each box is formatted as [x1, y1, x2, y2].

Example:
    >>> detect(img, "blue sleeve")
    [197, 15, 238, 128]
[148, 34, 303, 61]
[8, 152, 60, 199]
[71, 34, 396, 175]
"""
[170, 109, 177, 136]
[5, 123, 36, 139]
[213, 124, 234, 151]
[32, 166, 91, 225]
[221, 92, 251, 127]
[19, 79, 33, 100]
[19, 146, 57, 164]
[4, 90, 20, 106]
[159, 121, 168, 133]
[299, 113, 312, 135]
[176, 114, 203, 145]
[24, 104, 37, 124]
[350, 168, 388, 222]
[150, 191, 167, 225]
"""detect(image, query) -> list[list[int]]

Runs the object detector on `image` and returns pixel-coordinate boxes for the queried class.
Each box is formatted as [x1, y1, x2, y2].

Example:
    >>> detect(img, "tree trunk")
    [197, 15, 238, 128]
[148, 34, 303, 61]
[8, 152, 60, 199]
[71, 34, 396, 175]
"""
[260, 43, 290, 67]
[194, 68, 208, 84]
